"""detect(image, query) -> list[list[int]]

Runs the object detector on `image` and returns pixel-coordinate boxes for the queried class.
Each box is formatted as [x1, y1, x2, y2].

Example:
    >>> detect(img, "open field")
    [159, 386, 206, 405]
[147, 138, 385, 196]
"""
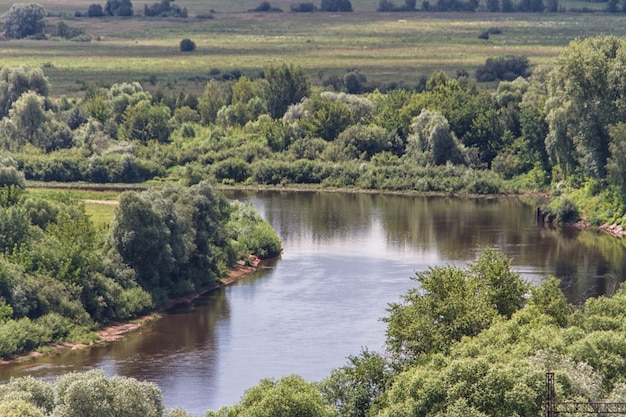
[0, 0, 624, 96]
[27, 187, 119, 227]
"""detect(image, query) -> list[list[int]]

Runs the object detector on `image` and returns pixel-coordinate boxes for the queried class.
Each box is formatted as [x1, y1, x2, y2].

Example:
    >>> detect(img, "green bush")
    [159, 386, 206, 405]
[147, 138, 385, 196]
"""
[179, 38, 196, 52]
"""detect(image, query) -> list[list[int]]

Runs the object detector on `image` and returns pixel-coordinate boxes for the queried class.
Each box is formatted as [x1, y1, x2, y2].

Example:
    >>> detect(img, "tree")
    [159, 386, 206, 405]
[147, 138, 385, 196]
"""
[607, 123, 626, 196]
[87, 3, 104, 16]
[0, 66, 49, 118]
[199, 80, 226, 124]
[179, 38, 196, 52]
[118, 100, 172, 143]
[8, 91, 49, 146]
[406, 109, 466, 166]
[2, 3, 47, 39]
[105, 0, 133, 16]
[545, 36, 626, 181]
[207, 375, 336, 417]
[384, 249, 528, 362]
[265, 64, 310, 119]
[320, 0, 353, 11]
[320, 349, 392, 417]
[54, 369, 163, 417]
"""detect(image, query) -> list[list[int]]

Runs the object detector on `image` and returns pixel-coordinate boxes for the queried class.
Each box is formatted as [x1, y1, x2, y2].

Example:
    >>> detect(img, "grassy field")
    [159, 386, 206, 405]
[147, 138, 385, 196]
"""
[27, 187, 119, 227]
[0, 0, 623, 96]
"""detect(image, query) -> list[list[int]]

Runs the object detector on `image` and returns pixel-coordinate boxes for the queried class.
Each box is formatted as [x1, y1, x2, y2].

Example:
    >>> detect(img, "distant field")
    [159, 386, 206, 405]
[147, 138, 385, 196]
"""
[0, 0, 623, 96]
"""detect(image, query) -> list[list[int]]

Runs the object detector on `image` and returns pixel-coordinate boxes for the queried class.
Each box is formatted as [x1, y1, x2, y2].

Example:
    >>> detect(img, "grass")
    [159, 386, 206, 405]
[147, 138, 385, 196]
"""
[0, 0, 623, 96]
[26, 187, 119, 227]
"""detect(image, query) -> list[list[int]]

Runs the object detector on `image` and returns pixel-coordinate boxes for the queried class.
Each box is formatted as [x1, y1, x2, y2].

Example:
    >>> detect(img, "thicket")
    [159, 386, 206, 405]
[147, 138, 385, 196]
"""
[0, 176, 281, 359]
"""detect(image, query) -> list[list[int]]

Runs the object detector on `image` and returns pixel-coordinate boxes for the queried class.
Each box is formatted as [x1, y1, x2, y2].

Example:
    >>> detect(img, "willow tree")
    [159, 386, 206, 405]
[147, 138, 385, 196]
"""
[545, 35, 626, 180]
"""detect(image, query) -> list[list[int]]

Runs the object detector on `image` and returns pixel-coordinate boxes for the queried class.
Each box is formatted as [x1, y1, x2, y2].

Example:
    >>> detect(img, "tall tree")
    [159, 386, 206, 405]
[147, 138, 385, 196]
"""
[546, 36, 626, 180]
[265, 64, 310, 119]
[2, 3, 47, 39]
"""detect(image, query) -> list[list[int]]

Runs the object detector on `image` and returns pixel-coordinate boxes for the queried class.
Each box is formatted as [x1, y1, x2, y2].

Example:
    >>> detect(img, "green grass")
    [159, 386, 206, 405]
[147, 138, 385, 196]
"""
[0, 1, 622, 96]
[26, 187, 119, 227]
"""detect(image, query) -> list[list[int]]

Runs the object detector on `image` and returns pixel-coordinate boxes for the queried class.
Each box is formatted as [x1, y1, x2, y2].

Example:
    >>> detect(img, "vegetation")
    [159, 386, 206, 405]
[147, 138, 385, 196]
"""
[2, 3, 46, 39]
[3, 2, 626, 414]
[0, 178, 281, 359]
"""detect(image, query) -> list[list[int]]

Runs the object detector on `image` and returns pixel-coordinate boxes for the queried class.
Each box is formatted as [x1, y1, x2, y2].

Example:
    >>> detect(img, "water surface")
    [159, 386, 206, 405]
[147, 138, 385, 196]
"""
[2, 191, 625, 416]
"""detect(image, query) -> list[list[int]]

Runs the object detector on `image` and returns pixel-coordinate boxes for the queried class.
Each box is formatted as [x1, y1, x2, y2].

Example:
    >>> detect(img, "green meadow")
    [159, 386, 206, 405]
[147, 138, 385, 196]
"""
[1, 0, 624, 96]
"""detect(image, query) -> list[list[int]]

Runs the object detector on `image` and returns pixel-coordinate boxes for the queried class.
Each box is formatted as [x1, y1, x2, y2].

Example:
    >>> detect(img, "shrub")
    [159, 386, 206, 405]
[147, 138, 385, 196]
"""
[105, 0, 133, 15]
[249, 1, 283, 11]
[291, 2, 317, 11]
[475, 55, 529, 82]
[213, 158, 251, 183]
[87, 3, 104, 16]
[2, 3, 47, 39]
[179, 38, 196, 52]
[320, 0, 353, 11]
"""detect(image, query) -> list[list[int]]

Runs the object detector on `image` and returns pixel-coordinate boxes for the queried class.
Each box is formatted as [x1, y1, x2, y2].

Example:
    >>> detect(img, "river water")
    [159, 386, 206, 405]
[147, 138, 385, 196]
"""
[1, 191, 626, 416]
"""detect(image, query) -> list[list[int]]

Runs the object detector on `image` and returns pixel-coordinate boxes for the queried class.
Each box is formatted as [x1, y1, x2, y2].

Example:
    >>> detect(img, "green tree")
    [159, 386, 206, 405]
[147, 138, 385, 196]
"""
[406, 109, 466, 165]
[0, 66, 49, 118]
[320, 349, 391, 417]
[384, 249, 527, 362]
[546, 36, 626, 180]
[199, 80, 225, 124]
[2, 3, 47, 39]
[105, 0, 134, 15]
[207, 375, 336, 417]
[179, 38, 195, 52]
[265, 64, 310, 119]
[54, 369, 163, 417]
[607, 123, 626, 196]
[118, 100, 172, 143]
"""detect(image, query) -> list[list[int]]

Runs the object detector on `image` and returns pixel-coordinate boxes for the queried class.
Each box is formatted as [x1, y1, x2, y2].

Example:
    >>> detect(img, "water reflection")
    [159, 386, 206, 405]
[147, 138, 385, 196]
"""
[1, 191, 625, 416]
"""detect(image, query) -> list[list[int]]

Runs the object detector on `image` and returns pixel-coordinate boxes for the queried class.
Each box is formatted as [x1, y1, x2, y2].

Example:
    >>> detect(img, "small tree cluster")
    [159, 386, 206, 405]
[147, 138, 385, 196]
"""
[319, 0, 353, 11]
[104, 0, 133, 16]
[290, 2, 317, 11]
[475, 55, 529, 82]
[144, 0, 188, 17]
[2, 3, 47, 39]
[249, 1, 283, 11]
[87, 3, 104, 16]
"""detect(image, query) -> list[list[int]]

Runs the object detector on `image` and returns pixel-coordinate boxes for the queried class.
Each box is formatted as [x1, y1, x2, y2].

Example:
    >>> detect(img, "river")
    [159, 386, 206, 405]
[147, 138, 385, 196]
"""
[1, 191, 625, 416]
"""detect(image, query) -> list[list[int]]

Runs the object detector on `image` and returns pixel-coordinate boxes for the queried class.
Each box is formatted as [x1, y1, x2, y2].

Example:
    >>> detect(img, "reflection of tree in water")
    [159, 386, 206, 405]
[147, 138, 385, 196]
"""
[226, 189, 626, 303]
[254, 191, 374, 244]
[376, 195, 534, 258]
[112, 288, 232, 378]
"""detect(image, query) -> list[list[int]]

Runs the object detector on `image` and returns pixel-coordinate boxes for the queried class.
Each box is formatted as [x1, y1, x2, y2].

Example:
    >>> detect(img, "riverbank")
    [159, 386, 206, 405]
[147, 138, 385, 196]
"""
[0, 257, 261, 366]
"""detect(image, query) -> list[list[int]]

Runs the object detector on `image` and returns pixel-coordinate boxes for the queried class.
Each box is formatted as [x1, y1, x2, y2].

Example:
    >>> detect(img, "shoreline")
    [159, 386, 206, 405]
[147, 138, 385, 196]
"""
[0, 258, 260, 367]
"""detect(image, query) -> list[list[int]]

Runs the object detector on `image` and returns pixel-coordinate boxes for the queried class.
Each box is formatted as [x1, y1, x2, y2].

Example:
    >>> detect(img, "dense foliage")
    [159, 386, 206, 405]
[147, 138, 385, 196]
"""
[0, 177, 281, 359]
[5, 34, 626, 226]
[2, 3, 47, 39]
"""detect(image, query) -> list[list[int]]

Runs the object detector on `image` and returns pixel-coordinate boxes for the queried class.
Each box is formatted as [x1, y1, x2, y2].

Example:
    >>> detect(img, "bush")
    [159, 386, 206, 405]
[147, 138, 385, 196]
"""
[104, 0, 133, 16]
[249, 1, 283, 11]
[291, 2, 317, 11]
[179, 38, 196, 52]
[475, 55, 529, 82]
[87, 3, 104, 16]
[2, 3, 47, 39]
[320, 0, 353, 11]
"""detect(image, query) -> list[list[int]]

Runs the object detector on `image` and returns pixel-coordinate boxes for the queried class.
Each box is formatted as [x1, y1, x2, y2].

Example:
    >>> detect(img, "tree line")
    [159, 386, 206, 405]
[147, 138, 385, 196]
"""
[2, 36, 626, 226]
